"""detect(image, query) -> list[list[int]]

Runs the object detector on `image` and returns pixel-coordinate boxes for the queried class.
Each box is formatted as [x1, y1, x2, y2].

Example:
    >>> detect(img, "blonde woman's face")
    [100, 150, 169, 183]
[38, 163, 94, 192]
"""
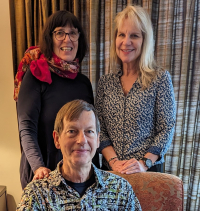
[116, 19, 143, 67]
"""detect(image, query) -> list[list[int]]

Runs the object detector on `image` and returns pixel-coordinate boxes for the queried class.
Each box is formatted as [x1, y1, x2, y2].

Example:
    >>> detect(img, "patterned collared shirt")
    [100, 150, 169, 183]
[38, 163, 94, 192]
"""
[17, 161, 142, 211]
[95, 70, 176, 168]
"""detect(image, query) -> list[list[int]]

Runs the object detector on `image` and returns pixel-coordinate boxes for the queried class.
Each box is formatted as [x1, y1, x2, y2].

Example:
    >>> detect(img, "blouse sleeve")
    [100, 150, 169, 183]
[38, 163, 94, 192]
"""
[95, 76, 113, 152]
[147, 71, 176, 161]
[17, 69, 45, 173]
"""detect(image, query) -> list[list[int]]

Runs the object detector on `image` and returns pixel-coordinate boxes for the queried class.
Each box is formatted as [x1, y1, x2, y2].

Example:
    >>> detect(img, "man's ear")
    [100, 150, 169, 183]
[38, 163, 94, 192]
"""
[97, 133, 100, 148]
[53, 130, 61, 149]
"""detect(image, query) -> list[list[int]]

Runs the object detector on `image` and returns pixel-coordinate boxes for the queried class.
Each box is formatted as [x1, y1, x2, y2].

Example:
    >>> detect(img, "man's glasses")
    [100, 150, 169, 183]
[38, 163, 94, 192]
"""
[53, 30, 80, 42]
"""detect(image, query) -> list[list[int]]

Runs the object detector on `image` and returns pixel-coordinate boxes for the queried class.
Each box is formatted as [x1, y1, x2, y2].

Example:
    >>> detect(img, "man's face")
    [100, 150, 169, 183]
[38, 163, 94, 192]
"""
[53, 110, 99, 168]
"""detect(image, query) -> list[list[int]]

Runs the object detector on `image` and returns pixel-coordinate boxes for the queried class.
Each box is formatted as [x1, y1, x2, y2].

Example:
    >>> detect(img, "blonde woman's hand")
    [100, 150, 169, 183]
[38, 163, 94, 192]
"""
[120, 158, 147, 174]
[109, 159, 128, 172]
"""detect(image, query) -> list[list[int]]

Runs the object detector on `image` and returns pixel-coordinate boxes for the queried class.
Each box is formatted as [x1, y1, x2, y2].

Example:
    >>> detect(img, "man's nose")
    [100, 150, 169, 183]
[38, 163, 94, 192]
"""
[77, 131, 87, 145]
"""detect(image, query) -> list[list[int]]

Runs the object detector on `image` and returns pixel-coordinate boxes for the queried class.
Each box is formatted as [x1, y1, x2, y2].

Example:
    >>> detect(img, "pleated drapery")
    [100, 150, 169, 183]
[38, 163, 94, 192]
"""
[10, 0, 200, 210]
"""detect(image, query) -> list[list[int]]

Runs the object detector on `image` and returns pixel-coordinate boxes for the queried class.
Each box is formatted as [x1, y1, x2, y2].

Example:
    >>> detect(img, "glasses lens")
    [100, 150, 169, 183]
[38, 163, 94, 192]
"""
[69, 32, 79, 41]
[55, 31, 65, 40]
[54, 31, 80, 41]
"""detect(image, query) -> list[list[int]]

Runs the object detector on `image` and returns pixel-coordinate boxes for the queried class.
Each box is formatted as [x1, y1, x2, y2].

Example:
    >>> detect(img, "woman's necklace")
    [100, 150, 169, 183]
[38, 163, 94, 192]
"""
[120, 78, 129, 94]
[120, 72, 138, 95]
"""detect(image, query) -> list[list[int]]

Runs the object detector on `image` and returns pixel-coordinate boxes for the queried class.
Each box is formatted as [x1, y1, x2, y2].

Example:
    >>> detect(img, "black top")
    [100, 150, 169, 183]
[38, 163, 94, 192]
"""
[17, 69, 95, 189]
[65, 173, 96, 197]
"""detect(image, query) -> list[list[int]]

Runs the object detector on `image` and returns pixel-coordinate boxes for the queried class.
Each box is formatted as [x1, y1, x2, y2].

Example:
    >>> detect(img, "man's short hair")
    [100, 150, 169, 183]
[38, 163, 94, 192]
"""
[54, 100, 100, 135]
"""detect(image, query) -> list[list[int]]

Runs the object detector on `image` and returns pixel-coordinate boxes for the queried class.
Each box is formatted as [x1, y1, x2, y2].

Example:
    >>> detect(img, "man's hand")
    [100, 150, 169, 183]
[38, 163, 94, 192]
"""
[33, 167, 51, 180]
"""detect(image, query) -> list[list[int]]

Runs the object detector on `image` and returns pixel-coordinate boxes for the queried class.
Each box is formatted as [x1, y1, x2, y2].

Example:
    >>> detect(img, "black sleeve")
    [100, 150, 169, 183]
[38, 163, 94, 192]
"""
[80, 73, 94, 105]
[17, 70, 45, 173]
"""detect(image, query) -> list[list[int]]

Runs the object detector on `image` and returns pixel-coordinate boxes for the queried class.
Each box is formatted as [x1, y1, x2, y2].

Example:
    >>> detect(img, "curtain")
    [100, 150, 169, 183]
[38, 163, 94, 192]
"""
[10, 0, 200, 210]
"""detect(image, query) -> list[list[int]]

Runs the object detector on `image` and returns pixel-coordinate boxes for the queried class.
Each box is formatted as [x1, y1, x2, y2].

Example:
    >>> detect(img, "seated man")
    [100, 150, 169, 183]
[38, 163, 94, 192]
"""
[17, 100, 141, 210]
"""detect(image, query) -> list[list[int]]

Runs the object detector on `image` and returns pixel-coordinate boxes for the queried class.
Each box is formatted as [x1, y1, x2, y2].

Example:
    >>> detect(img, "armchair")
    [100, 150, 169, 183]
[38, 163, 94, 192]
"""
[111, 171, 183, 211]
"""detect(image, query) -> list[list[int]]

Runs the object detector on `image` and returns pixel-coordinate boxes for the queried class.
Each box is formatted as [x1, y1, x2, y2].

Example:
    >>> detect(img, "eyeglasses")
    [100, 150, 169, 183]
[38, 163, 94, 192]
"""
[53, 30, 80, 42]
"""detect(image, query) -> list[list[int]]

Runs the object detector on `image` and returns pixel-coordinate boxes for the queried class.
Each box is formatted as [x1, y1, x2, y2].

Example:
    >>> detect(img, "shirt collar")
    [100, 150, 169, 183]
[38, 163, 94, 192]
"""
[116, 67, 141, 89]
[116, 68, 123, 77]
[48, 161, 64, 188]
[92, 164, 107, 188]
[49, 160, 107, 189]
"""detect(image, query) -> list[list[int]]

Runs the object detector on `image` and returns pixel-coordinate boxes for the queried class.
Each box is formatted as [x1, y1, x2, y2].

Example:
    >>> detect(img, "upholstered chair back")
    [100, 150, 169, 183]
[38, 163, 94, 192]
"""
[111, 171, 183, 211]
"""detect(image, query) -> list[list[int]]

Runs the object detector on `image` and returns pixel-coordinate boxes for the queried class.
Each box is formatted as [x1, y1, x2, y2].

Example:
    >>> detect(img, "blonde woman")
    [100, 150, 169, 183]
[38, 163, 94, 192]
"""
[95, 5, 176, 173]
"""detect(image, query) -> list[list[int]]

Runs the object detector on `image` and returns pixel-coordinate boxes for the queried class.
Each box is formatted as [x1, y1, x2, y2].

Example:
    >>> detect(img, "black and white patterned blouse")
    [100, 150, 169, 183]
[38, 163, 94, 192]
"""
[95, 70, 176, 168]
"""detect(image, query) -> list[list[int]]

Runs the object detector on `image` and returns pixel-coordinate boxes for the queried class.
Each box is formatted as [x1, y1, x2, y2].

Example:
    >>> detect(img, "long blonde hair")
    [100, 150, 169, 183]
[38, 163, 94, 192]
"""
[110, 5, 162, 89]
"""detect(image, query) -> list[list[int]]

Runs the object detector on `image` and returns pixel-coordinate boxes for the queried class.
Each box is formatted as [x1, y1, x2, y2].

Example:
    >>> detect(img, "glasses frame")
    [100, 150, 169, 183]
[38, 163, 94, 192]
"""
[52, 30, 80, 42]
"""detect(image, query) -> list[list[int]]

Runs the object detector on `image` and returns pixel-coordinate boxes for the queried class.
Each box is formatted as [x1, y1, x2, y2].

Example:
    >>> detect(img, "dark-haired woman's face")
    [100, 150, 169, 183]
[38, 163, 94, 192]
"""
[52, 25, 79, 61]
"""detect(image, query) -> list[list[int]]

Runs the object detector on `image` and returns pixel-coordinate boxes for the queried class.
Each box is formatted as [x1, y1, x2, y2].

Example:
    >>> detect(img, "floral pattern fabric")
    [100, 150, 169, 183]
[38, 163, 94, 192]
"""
[16, 161, 142, 211]
[14, 46, 79, 101]
[111, 171, 183, 211]
[95, 70, 176, 168]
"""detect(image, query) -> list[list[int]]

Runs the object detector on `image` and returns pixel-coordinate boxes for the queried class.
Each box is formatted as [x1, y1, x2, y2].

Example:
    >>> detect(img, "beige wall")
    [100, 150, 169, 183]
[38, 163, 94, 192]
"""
[0, 1, 22, 211]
